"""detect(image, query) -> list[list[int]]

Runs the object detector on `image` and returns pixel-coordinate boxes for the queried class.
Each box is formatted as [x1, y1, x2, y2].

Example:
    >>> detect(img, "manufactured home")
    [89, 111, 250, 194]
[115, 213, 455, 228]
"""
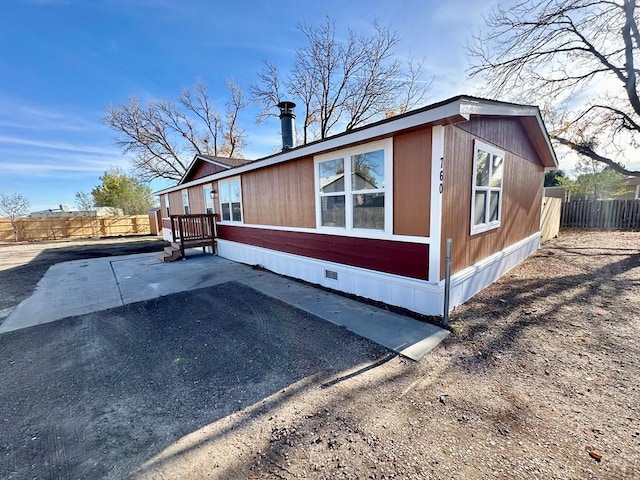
[157, 96, 557, 316]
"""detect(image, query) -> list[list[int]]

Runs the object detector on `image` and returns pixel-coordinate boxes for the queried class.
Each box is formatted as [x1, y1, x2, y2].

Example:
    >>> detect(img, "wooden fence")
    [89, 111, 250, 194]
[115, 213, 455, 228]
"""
[541, 197, 561, 241]
[0, 215, 151, 242]
[561, 200, 640, 230]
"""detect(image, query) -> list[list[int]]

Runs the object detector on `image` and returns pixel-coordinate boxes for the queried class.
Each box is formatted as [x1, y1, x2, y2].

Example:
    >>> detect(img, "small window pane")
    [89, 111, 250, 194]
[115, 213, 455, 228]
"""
[222, 204, 230, 221]
[320, 159, 345, 193]
[352, 149, 384, 190]
[474, 191, 487, 226]
[491, 155, 503, 187]
[231, 202, 241, 221]
[230, 180, 241, 202]
[353, 193, 384, 230]
[220, 183, 230, 203]
[489, 191, 500, 222]
[476, 150, 490, 187]
[321, 195, 345, 227]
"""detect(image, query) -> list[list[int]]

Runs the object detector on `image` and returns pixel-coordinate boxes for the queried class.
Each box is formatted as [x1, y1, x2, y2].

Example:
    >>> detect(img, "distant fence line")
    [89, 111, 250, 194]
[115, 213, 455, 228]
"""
[561, 200, 640, 230]
[0, 215, 151, 242]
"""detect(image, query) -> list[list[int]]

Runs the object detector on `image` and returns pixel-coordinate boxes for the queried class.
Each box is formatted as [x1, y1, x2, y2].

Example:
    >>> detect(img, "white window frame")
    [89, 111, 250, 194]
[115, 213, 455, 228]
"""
[314, 138, 393, 237]
[470, 140, 504, 235]
[218, 176, 243, 223]
[182, 189, 190, 215]
[203, 184, 215, 214]
[165, 194, 170, 217]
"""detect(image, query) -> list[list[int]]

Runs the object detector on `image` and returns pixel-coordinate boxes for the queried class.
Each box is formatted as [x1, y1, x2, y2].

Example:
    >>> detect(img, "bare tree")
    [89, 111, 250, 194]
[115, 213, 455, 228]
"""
[74, 191, 95, 212]
[106, 79, 248, 182]
[0, 193, 30, 242]
[251, 17, 431, 144]
[469, 0, 640, 177]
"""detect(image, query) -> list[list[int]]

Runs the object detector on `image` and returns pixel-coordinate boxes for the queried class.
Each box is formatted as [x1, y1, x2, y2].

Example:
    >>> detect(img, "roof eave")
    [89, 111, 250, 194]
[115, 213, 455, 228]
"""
[156, 96, 558, 195]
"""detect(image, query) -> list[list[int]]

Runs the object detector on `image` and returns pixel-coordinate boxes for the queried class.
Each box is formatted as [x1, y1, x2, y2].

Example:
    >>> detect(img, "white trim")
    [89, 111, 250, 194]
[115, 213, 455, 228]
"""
[446, 232, 540, 310]
[470, 140, 504, 235]
[218, 176, 243, 223]
[155, 96, 557, 196]
[314, 138, 393, 235]
[217, 239, 443, 315]
[214, 221, 433, 244]
[429, 125, 445, 282]
[215, 230, 541, 316]
[156, 101, 466, 195]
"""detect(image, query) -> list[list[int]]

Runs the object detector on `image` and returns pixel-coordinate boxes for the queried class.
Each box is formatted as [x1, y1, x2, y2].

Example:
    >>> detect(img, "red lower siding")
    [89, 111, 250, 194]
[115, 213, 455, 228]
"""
[218, 225, 429, 280]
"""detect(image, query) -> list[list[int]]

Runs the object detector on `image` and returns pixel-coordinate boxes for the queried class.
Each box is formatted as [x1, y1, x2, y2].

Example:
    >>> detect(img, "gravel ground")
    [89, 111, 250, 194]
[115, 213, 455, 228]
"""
[228, 231, 639, 480]
[0, 231, 638, 479]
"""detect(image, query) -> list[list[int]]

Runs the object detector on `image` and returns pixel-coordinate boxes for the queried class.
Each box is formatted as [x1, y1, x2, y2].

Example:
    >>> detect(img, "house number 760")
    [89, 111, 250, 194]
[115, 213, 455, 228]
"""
[439, 157, 444, 194]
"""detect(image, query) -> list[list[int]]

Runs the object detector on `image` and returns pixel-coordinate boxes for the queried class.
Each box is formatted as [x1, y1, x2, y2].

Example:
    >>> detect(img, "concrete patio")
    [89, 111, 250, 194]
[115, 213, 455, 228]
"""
[1, 250, 448, 360]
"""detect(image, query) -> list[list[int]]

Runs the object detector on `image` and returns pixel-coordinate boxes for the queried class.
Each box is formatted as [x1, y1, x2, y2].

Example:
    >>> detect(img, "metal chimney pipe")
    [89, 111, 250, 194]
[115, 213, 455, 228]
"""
[277, 101, 296, 150]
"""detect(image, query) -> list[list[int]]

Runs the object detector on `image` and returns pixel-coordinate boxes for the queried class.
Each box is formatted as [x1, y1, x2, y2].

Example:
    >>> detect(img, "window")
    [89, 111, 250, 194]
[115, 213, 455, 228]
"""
[165, 194, 170, 217]
[316, 139, 390, 232]
[219, 177, 242, 222]
[182, 189, 190, 215]
[471, 140, 504, 234]
[203, 185, 215, 214]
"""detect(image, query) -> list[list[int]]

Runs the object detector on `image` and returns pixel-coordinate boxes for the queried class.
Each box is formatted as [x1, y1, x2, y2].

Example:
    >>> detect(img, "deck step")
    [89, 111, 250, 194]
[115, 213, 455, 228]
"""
[158, 246, 183, 263]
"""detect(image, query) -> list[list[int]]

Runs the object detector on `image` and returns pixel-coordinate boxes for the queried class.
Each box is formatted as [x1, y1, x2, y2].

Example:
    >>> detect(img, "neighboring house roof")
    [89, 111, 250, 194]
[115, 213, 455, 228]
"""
[179, 154, 254, 184]
[157, 95, 558, 195]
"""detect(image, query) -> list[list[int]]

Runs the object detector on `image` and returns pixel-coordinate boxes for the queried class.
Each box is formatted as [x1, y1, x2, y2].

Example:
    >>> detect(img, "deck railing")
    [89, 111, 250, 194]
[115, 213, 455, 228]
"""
[170, 214, 217, 257]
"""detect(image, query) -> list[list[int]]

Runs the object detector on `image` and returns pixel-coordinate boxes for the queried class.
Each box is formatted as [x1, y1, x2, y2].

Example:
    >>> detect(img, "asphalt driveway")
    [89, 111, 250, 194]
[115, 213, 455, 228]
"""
[0, 281, 388, 479]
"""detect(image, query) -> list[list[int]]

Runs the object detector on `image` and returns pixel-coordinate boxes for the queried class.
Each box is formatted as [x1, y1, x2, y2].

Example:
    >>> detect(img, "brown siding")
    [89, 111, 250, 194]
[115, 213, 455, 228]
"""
[218, 225, 429, 279]
[159, 195, 167, 218]
[184, 161, 227, 182]
[187, 185, 206, 214]
[242, 157, 316, 228]
[440, 123, 544, 279]
[457, 116, 540, 164]
[168, 191, 183, 216]
[393, 127, 432, 236]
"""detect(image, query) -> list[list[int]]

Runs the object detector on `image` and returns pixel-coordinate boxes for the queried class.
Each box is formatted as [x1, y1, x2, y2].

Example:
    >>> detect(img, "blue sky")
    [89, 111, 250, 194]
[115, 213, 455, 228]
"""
[0, 0, 535, 211]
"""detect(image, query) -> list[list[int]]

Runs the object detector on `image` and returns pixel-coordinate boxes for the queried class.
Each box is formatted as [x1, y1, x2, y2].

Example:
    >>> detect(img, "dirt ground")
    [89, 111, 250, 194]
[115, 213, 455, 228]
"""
[0, 231, 638, 479]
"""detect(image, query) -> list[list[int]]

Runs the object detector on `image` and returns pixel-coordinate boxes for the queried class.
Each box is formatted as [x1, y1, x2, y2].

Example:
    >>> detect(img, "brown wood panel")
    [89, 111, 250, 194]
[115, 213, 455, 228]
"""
[242, 157, 316, 228]
[184, 161, 227, 182]
[218, 225, 429, 279]
[440, 124, 544, 279]
[187, 185, 206, 214]
[457, 116, 542, 166]
[393, 127, 432, 237]
[159, 195, 167, 218]
[167, 191, 183, 216]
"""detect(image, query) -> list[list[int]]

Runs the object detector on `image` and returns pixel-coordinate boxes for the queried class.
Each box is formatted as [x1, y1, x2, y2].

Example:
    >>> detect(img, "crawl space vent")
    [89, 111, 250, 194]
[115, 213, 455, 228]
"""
[325, 269, 338, 280]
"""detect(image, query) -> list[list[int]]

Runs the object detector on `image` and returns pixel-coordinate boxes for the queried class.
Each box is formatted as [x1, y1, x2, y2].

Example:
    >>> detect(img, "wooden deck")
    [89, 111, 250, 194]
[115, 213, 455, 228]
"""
[159, 214, 217, 262]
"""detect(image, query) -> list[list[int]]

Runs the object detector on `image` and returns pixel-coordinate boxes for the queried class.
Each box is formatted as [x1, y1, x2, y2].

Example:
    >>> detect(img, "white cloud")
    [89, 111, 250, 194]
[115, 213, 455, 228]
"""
[0, 135, 119, 155]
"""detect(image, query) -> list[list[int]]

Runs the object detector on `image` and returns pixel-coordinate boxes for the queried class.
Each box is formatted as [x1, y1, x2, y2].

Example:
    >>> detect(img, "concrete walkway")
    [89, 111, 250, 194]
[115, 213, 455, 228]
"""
[0, 251, 448, 360]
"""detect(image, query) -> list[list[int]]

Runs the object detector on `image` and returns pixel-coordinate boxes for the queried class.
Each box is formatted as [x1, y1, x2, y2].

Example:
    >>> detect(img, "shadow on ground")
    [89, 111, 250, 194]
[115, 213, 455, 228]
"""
[0, 282, 387, 479]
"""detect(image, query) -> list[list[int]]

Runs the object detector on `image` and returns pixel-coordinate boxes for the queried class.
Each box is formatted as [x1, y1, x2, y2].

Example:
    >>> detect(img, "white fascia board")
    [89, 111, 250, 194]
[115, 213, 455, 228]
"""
[156, 101, 466, 195]
[459, 99, 538, 118]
